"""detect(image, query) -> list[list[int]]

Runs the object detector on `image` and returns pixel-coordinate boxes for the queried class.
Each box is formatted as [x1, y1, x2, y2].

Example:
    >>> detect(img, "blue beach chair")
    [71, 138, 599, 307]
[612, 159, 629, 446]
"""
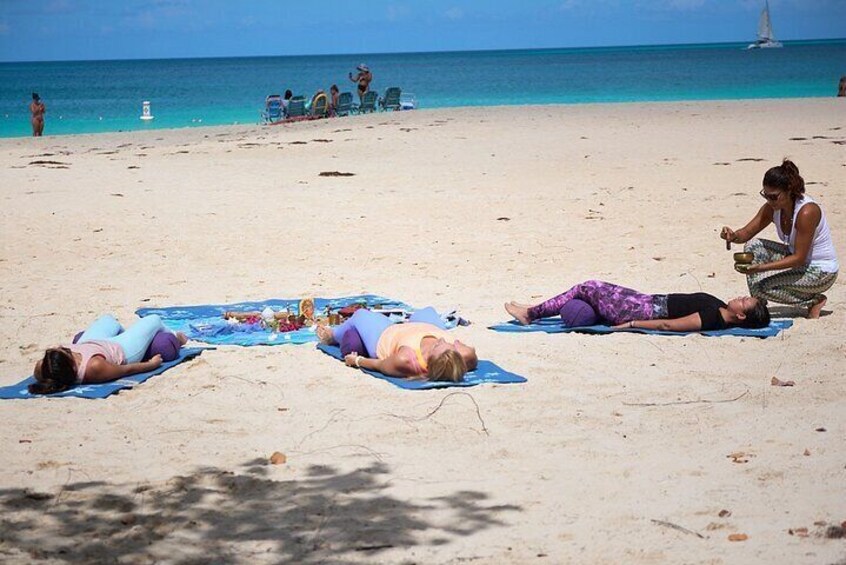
[334, 92, 354, 117]
[353, 91, 378, 114]
[286, 96, 306, 119]
[261, 94, 284, 124]
[379, 87, 401, 111]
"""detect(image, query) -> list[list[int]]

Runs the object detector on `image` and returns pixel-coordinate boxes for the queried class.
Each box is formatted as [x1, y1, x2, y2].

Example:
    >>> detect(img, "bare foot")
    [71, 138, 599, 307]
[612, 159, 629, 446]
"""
[510, 300, 533, 309]
[808, 295, 827, 319]
[505, 302, 531, 325]
[176, 331, 189, 345]
[316, 324, 335, 344]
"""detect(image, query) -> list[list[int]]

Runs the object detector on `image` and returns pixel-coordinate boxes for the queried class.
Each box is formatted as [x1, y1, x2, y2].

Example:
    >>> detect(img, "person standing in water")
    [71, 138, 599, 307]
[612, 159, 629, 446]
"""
[30, 93, 45, 136]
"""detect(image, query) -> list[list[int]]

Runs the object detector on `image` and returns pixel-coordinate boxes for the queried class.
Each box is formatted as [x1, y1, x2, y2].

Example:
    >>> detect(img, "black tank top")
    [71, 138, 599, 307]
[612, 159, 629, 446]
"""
[666, 293, 727, 331]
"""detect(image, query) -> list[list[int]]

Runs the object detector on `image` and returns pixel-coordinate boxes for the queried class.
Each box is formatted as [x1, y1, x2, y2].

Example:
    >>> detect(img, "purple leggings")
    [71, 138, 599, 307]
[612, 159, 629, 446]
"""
[528, 280, 657, 325]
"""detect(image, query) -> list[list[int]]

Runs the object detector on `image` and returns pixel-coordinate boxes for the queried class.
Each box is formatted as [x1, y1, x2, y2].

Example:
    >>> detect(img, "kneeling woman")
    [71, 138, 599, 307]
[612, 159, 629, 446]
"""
[318, 307, 478, 382]
[505, 280, 770, 332]
[31, 314, 187, 395]
[720, 159, 838, 318]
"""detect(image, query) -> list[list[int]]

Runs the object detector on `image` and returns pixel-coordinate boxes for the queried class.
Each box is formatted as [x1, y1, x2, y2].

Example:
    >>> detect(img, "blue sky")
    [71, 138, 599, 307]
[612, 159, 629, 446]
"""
[1, 0, 844, 62]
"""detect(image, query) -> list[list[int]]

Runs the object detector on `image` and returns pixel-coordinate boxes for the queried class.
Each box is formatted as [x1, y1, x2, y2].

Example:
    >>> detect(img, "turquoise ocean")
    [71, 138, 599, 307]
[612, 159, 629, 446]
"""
[1, 40, 844, 138]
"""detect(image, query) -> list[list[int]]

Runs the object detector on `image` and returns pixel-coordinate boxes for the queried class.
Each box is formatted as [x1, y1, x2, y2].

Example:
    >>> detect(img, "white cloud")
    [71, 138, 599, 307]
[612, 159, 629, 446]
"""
[386, 3, 411, 21]
[45, 0, 73, 14]
[238, 15, 257, 29]
[664, 0, 707, 8]
[445, 7, 464, 20]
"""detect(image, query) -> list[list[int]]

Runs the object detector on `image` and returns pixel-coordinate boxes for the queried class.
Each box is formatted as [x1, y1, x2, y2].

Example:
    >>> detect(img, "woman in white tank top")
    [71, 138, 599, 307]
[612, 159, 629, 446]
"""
[720, 159, 838, 319]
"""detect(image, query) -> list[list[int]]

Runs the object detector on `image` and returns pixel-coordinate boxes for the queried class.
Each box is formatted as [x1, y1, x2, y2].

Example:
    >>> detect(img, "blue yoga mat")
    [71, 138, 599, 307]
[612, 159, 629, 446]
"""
[317, 344, 527, 390]
[137, 295, 415, 347]
[0, 347, 210, 400]
[488, 318, 793, 338]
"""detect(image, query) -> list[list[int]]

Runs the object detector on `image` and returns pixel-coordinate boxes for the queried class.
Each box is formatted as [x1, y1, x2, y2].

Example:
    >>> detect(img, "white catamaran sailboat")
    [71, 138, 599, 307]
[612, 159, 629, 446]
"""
[747, 1, 783, 49]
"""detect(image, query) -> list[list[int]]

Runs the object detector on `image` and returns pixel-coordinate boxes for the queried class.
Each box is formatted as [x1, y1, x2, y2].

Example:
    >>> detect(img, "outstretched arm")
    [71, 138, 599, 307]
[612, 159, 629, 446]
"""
[613, 313, 702, 332]
[84, 355, 163, 383]
[344, 350, 418, 378]
[721, 204, 773, 245]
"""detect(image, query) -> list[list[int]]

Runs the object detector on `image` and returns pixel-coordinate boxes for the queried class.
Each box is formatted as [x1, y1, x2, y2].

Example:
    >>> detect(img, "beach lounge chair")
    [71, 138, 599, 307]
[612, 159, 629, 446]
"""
[286, 96, 306, 119]
[379, 87, 402, 111]
[310, 92, 329, 118]
[261, 94, 284, 124]
[353, 90, 378, 114]
[335, 92, 353, 117]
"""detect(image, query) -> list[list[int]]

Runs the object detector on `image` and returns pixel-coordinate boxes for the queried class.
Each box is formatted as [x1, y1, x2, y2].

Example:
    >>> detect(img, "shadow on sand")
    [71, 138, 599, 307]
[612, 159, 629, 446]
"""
[768, 305, 831, 319]
[0, 459, 520, 563]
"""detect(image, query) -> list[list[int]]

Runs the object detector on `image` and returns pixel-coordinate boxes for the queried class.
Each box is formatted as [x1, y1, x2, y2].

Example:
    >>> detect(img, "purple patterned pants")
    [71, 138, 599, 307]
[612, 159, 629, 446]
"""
[528, 280, 658, 325]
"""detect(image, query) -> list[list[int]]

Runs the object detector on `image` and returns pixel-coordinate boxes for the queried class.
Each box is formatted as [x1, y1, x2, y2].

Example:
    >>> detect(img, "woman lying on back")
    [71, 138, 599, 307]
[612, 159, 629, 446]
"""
[31, 314, 187, 394]
[318, 307, 477, 382]
[506, 280, 770, 332]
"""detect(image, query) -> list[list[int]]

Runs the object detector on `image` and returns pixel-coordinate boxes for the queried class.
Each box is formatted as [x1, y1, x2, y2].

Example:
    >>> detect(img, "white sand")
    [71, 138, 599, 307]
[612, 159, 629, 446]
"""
[1, 99, 844, 563]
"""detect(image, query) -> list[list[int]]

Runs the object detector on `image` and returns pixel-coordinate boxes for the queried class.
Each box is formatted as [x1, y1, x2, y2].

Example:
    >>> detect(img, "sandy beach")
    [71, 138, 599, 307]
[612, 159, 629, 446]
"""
[1, 99, 844, 563]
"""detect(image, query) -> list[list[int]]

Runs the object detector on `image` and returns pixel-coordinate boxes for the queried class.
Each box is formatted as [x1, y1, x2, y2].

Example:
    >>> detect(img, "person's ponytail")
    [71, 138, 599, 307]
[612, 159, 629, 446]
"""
[780, 159, 804, 198]
[28, 349, 77, 395]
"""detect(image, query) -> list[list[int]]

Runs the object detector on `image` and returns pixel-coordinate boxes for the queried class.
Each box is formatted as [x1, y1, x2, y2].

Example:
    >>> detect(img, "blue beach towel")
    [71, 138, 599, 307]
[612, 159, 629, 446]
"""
[317, 344, 527, 390]
[137, 295, 416, 347]
[488, 318, 793, 338]
[0, 347, 210, 400]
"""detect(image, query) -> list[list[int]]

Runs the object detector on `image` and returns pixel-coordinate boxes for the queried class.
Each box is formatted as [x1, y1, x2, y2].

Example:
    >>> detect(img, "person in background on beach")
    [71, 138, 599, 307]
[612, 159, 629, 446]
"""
[281, 89, 293, 117]
[329, 84, 340, 116]
[29, 93, 45, 136]
[29, 314, 188, 395]
[505, 281, 770, 332]
[720, 159, 838, 318]
[317, 307, 477, 382]
[838, 76, 846, 97]
[349, 64, 372, 103]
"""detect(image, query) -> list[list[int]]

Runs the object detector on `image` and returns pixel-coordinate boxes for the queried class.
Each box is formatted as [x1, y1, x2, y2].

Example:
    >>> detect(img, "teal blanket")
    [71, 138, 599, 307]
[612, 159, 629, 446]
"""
[137, 295, 414, 346]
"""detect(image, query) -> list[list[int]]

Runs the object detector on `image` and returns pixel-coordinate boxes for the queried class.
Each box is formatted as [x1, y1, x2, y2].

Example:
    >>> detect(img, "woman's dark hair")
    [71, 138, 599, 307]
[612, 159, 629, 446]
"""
[284, 90, 293, 99]
[763, 159, 804, 200]
[32, 92, 40, 101]
[29, 348, 77, 395]
[739, 298, 770, 329]
[330, 84, 339, 93]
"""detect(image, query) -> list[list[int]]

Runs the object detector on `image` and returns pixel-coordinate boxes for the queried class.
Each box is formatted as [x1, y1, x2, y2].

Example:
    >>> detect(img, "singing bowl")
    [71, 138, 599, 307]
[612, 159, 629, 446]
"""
[733, 252, 754, 264]
[735, 263, 753, 274]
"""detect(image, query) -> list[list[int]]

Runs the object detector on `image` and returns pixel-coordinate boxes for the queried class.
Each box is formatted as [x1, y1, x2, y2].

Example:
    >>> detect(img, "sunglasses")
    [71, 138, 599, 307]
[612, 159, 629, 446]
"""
[759, 189, 781, 202]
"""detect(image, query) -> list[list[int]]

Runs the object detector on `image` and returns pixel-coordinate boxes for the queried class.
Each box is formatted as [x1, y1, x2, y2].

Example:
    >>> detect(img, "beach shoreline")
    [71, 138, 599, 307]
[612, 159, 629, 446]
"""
[1, 95, 844, 141]
[1, 98, 844, 563]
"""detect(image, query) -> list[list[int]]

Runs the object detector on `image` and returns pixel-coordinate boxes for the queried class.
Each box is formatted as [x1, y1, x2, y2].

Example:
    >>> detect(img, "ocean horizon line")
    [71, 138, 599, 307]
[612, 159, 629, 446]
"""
[2, 37, 845, 66]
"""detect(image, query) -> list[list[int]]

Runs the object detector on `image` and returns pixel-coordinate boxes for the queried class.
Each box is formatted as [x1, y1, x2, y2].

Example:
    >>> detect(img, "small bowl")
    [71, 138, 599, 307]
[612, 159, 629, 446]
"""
[734, 263, 752, 274]
[733, 252, 754, 264]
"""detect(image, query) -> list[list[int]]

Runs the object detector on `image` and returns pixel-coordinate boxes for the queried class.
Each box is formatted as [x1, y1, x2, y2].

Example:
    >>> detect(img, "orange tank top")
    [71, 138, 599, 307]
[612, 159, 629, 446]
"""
[375, 322, 454, 374]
